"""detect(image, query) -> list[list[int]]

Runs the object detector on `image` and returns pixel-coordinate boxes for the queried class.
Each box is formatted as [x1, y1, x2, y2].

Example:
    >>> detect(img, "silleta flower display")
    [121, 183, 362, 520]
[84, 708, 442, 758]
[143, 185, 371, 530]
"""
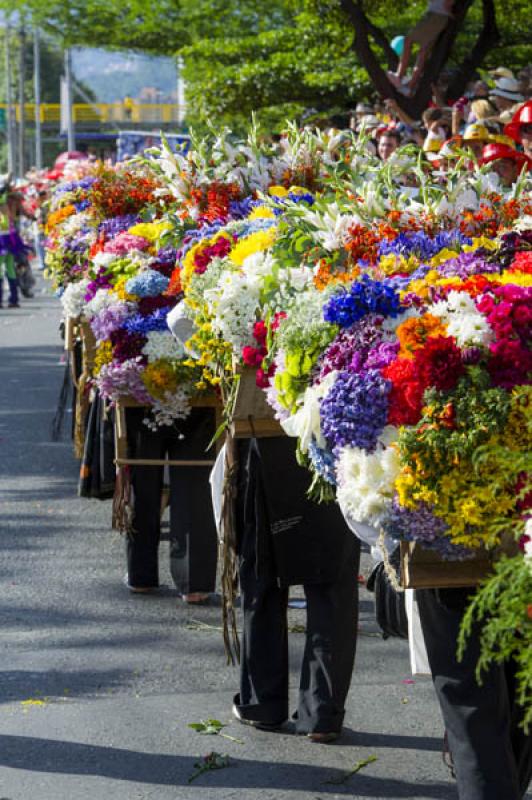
[47, 128, 531, 560]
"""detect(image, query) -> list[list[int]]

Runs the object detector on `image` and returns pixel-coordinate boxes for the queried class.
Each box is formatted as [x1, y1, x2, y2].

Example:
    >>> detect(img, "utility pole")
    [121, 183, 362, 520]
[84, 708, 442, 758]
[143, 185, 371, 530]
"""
[33, 26, 42, 169]
[63, 48, 75, 151]
[176, 56, 186, 127]
[18, 24, 26, 176]
[4, 20, 16, 175]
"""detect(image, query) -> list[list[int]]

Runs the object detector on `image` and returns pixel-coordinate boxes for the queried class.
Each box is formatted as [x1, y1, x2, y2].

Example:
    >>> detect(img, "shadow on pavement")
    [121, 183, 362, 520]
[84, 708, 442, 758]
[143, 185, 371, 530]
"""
[0, 733, 451, 796]
[0, 669, 132, 703]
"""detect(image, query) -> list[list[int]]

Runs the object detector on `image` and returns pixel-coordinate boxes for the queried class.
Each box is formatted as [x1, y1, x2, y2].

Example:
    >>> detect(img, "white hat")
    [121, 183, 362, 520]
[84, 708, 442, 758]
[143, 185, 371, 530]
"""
[358, 114, 380, 129]
[489, 67, 515, 80]
[491, 77, 524, 102]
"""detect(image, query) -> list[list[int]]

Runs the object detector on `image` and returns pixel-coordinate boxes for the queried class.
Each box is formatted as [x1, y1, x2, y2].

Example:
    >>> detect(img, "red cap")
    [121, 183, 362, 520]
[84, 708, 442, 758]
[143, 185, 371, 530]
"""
[479, 142, 531, 169]
[54, 151, 87, 168]
[504, 100, 532, 143]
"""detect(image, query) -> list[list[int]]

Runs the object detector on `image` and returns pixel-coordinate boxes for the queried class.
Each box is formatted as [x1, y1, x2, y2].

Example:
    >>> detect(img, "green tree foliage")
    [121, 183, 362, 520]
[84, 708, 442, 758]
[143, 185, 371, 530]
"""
[1, 0, 530, 128]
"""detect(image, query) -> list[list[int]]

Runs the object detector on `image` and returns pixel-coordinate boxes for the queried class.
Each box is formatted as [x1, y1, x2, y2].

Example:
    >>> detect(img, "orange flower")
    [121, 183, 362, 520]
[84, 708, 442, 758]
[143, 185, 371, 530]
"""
[46, 204, 76, 230]
[313, 259, 360, 290]
[397, 313, 447, 358]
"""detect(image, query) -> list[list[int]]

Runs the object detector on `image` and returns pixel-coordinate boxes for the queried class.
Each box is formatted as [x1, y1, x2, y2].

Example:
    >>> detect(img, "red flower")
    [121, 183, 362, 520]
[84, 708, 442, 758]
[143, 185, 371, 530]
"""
[256, 364, 275, 388]
[242, 346, 266, 367]
[253, 320, 268, 344]
[382, 358, 425, 426]
[414, 336, 464, 393]
[487, 339, 532, 388]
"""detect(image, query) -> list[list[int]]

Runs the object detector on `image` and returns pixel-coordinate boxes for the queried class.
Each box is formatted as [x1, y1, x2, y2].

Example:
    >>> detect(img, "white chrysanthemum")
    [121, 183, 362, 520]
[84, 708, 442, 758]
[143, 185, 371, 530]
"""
[429, 291, 492, 347]
[61, 279, 90, 318]
[445, 314, 492, 347]
[142, 331, 185, 363]
[92, 251, 120, 269]
[336, 429, 400, 530]
[206, 271, 261, 350]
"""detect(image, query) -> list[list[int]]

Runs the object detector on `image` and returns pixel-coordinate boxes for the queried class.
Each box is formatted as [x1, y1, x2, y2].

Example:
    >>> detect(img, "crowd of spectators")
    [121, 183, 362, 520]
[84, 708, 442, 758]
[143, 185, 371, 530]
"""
[342, 65, 532, 186]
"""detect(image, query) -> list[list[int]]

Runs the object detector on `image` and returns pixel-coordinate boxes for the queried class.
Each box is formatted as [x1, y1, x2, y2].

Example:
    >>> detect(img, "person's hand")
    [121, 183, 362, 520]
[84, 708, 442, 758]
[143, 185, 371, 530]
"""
[384, 98, 399, 111]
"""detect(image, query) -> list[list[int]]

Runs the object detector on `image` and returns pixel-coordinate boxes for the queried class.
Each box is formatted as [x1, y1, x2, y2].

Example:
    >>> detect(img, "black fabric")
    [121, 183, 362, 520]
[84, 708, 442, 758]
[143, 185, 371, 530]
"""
[234, 436, 360, 734]
[125, 408, 218, 592]
[239, 436, 352, 586]
[71, 341, 82, 441]
[417, 588, 532, 800]
[51, 359, 72, 442]
[78, 391, 115, 499]
[366, 558, 408, 640]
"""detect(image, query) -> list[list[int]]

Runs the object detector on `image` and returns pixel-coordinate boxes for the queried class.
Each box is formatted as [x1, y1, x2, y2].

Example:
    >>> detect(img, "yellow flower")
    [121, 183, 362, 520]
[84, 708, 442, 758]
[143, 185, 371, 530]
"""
[113, 276, 138, 302]
[248, 206, 276, 220]
[142, 359, 179, 399]
[128, 221, 172, 244]
[268, 185, 288, 197]
[429, 248, 459, 267]
[464, 237, 498, 252]
[230, 228, 277, 266]
[499, 272, 532, 287]
[94, 340, 113, 373]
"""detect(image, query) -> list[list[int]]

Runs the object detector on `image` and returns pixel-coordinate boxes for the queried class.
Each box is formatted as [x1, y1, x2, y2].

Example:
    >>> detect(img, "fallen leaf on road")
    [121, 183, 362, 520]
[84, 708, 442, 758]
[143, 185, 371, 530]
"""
[188, 751, 231, 783]
[325, 755, 378, 785]
[21, 698, 48, 707]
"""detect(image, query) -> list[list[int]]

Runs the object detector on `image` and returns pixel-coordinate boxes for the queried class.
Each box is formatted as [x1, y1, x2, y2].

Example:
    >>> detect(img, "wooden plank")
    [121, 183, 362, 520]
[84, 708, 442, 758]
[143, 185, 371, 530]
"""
[232, 366, 275, 421]
[64, 316, 79, 352]
[400, 541, 492, 589]
[230, 417, 284, 438]
[115, 458, 215, 467]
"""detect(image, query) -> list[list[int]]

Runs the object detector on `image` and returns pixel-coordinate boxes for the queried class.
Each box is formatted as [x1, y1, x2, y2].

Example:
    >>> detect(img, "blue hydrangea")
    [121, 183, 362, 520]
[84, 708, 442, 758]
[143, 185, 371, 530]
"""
[320, 368, 391, 452]
[123, 308, 170, 335]
[125, 270, 169, 298]
[378, 230, 472, 260]
[308, 438, 337, 485]
[323, 275, 402, 328]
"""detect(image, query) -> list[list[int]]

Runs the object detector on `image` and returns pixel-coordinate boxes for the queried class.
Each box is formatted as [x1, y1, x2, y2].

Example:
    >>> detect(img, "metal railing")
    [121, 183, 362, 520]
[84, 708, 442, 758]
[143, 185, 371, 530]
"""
[0, 103, 183, 124]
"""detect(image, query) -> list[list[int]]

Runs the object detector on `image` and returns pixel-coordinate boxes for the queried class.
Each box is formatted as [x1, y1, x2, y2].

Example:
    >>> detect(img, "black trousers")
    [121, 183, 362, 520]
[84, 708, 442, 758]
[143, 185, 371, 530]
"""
[417, 588, 532, 800]
[126, 408, 218, 592]
[234, 437, 360, 734]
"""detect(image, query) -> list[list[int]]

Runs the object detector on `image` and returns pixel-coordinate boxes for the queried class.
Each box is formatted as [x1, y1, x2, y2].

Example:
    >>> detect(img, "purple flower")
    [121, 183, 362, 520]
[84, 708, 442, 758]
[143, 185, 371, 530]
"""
[99, 214, 141, 239]
[97, 357, 152, 404]
[382, 498, 473, 560]
[320, 369, 391, 452]
[90, 303, 132, 340]
[316, 315, 393, 380]
[85, 268, 113, 301]
[365, 340, 400, 370]
[437, 251, 501, 279]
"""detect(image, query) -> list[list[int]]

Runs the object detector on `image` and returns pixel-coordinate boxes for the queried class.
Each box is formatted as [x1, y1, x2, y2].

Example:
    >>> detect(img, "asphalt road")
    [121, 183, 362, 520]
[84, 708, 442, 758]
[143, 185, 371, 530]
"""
[0, 276, 518, 800]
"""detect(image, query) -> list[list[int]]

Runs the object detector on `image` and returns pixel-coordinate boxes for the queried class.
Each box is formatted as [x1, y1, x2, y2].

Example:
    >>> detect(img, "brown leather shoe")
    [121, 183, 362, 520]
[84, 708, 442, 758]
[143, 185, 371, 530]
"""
[307, 732, 340, 743]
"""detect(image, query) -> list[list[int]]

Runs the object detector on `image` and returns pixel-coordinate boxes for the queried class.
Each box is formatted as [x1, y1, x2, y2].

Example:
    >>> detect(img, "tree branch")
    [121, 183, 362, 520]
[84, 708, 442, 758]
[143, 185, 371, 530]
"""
[447, 0, 500, 100]
[339, 0, 404, 102]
